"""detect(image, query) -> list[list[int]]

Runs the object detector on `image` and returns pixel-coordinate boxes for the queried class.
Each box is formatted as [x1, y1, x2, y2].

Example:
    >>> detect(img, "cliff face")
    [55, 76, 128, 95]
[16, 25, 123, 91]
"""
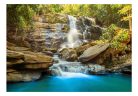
[7, 13, 103, 52]
[7, 42, 53, 82]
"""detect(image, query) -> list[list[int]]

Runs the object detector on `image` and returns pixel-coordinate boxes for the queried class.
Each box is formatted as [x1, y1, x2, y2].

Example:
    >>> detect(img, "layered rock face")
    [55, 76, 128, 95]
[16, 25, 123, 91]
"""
[7, 43, 53, 82]
[33, 14, 69, 51]
[7, 14, 69, 52]
[77, 16, 103, 41]
[7, 14, 103, 53]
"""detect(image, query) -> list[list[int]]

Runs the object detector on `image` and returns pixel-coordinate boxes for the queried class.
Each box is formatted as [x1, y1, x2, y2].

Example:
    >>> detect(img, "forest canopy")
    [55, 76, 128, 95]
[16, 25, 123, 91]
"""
[7, 4, 132, 30]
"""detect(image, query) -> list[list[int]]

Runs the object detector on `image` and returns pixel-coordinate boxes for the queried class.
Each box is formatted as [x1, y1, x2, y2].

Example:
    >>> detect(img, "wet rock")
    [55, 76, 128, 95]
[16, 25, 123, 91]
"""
[60, 48, 78, 61]
[53, 59, 59, 64]
[106, 64, 132, 75]
[78, 43, 109, 62]
[87, 64, 106, 75]
[7, 69, 41, 82]
[77, 16, 103, 40]
[121, 68, 131, 75]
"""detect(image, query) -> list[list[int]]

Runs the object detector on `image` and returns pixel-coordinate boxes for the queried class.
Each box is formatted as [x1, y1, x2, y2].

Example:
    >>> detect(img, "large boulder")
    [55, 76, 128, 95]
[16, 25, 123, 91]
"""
[78, 43, 109, 62]
[60, 48, 78, 61]
[7, 69, 41, 82]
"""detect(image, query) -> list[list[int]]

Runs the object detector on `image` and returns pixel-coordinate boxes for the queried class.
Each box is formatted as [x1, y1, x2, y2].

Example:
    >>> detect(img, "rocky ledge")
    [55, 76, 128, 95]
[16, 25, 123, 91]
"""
[7, 43, 53, 82]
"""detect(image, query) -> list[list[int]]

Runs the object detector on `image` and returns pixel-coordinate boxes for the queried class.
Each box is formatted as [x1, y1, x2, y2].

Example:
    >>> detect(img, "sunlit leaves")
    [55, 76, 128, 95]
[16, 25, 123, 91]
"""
[118, 5, 132, 21]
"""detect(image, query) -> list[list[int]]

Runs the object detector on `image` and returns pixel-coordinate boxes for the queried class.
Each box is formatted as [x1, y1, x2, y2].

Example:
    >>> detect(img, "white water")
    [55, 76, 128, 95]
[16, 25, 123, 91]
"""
[50, 55, 89, 76]
[67, 15, 79, 48]
[50, 55, 105, 77]
[60, 15, 82, 49]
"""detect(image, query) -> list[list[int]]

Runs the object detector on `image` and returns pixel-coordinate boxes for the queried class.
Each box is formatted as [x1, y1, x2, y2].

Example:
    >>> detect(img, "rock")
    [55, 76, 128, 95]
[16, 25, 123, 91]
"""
[87, 64, 107, 75]
[7, 41, 16, 47]
[42, 51, 53, 56]
[78, 43, 109, 62]
[120, 64, 131, 75]
[75, 43, 91, 56]
[23, 51, 53, 64]
[7, 45, 54, 82]
[44, 48, 57, 53]
[7, 50, 24, 59]
[7, 59, 24, 66]
[106, 64, 132, 74]
[77, 16, 103, 40]
[7, 69, 41, 82]
[121, 69, 131, 75]
[60, 48, 78, 61]
[7, 46, 30, 51]
[43, 13, 68, 24]
[53, 59, 59, 64]
[7, 46, 53, 69]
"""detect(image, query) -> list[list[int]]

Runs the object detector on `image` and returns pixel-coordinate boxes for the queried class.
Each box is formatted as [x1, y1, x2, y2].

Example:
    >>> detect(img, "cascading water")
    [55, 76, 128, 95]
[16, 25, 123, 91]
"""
[67, 15, 79, 48]
[50, 55, 89, 77]
[49, 54, 106, 77]
[60, 15, 82, 49]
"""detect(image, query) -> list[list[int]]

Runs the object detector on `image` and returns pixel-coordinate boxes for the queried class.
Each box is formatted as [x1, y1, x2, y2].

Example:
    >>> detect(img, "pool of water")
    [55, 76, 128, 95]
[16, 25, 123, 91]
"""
[7, 73, 131, 92]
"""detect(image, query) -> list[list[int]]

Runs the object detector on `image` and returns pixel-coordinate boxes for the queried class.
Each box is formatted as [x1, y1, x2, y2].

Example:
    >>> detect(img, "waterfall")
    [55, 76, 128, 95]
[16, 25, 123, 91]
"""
[66, 15, 81, 48]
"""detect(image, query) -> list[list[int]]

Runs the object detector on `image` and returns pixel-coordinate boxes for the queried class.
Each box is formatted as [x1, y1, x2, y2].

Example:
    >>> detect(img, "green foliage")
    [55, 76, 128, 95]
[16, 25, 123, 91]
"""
[100, 24, 117, 41]
[7, 4, 37, 29]
[100, 24, 129, 50]
[110, 28, 129, 50]
[118, 4, 132, 21]
[115, 29, 129, 42]
[111, 40, 128, 50]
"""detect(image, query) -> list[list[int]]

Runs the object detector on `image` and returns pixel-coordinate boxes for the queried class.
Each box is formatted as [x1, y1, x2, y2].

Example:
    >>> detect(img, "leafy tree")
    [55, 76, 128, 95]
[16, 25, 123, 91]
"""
[118, 4, 132, 31]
